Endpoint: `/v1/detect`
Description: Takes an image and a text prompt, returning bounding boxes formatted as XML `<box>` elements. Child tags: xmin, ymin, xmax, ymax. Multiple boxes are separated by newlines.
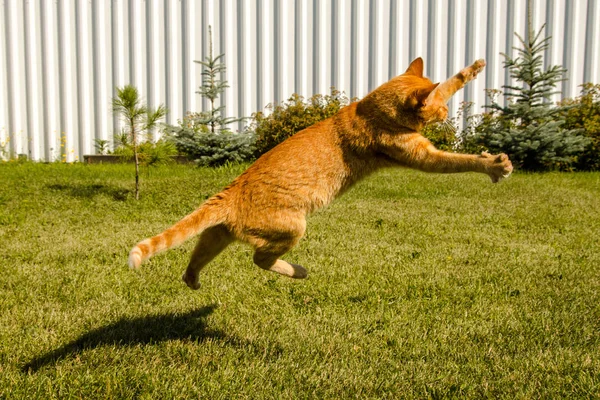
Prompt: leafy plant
<box><xmin>559</xmin><ymin>83</ymin><xmax>600</xmax><ymax>171</ymax></box>
<box><xmin>251</xmin><ymin>89</ymin><xmax>351</xmax><ymax>157</ymax></box>
<box><xmin>0</xmin><ymin>135</ymin><xmax>10</xmax><ymax>161</ymax></box>
<box><xmin>112</xmin><ymin>85</ymin><xmax>167</xmax><ymax>199</ymax></box>
<box><xmin>94</xmin><ymin>139</ymin><xmax>110</xmax><ymax>155</ymax></box>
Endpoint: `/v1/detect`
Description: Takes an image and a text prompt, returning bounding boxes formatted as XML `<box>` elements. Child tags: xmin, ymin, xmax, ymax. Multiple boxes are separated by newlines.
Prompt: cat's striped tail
<box><xmin>128</xmin><ymin>202</ymin><xmax>225</xmax><ymax>269</ymax></box>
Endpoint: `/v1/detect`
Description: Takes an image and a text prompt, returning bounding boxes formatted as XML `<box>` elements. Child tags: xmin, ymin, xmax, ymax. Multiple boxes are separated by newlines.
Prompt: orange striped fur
<box><xmin>128</xmin><ymin>58</ymin><xmax>513</xmax><ymax>289</ymax></box>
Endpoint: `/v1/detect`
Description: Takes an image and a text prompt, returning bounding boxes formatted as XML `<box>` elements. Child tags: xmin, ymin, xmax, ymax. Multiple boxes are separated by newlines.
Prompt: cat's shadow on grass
<box><xmin>22</xmin><ymin>304</ymin><xmax>235</xmax><ymax>373</ymax></box>
<box><xmin>47</xmin><ymin>183</ymin><xmax>130</xmax><ymax>201</ymax></box>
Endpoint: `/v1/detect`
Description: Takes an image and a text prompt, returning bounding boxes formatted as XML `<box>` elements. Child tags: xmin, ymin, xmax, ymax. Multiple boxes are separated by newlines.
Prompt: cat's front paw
<box><xmin>460</xmin><ymin>59</ymin><xmax>486</xmax><ymax>82</ymax></box>
<box><xmin>481</xmin><ymin>151</ymin><xmax>513</xmax><ymax>183</ymax></box>
<box><xmin>182</xmin><ymin>272</ymin><xmax>201</xmax><ymax>290</ymax></box>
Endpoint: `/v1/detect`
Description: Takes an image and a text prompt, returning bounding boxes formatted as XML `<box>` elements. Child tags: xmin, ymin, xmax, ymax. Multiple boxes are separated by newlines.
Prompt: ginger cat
<box><xmin>129</xmin><ymin>58</ymin><xmax>513</xmax><ymax>289</ymax></box>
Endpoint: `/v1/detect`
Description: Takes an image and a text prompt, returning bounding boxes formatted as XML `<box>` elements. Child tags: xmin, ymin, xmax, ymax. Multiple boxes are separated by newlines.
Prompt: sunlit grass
<box><xmin>1</xmin><ymin>162</ymin><xmax>599</xmax><ymax>398</ymax></box>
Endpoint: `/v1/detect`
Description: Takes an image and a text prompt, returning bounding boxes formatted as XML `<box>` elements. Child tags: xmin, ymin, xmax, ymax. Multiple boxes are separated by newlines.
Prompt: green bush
<box><xmin>559</xmin><ymin>83</ymin><xmax>600</xmax><ymax>171</ymax></box>
<box><xmin>251</xmin><ymin>89</ymin><xmax>351</xmax><ymax>157</ymax></box>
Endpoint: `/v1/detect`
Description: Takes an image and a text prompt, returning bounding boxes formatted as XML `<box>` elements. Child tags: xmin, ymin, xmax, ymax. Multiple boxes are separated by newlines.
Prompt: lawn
<box><xmin>0</xmin><ymin>162</ymin><xmax>599</xmax><ymax>398</ymax></box>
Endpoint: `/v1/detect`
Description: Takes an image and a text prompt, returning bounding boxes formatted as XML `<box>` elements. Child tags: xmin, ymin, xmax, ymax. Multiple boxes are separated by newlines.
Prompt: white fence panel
<box><xmin>1</xmin><ymin>0</ymin><xmax>598</xmax><ymax>161</ymax></box>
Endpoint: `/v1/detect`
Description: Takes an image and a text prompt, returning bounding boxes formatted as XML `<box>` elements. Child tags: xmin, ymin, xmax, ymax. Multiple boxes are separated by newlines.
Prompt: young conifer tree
<box><xmin>475</xmin><ymin>11</ymin><xmax>588</xmax><ymax>171</ymax></box>
<box><xmin>112</xmin><ymin>85</ymin><xmax>166</xmax><ymax>200</ymax></box>
<box><xmin>194</xmin><ymin>26</ymin><xmax>243</xmax><ymax>134</ymax></box>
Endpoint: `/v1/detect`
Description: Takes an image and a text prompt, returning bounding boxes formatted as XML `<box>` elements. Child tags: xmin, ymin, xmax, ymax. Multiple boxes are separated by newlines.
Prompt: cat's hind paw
<box><xmin>290</xmin><ymin>263</ymin><xmax>308</xmax><ymax>279</ymax></box>
<box><xmin>269</xmin><ymin>260</ymin><xmax>308</xmax><ymax>279</ymax></box>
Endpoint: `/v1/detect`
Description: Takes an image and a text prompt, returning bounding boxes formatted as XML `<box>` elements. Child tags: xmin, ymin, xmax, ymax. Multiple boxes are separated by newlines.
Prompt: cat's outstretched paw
<box><xmin>481</xmin><ymin>151</ymin><xmax>513</xmax><ymax>183</ymax></box>
<box><xmin>182</xmin><ymin>272</ymin><xmax>201</xmax><ymax>290</ymax></box>
<box><xmin>460</xmin><ymin>59</ymin><xmax>486</xmax><ymax>82</ymax></box>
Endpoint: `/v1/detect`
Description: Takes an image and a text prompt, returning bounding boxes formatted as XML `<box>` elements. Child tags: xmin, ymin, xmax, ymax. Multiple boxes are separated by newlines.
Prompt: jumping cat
<box><xmin>129</xmin><ymin>58</ymin><xmax>513</xmax><ymax>289</ymax></box>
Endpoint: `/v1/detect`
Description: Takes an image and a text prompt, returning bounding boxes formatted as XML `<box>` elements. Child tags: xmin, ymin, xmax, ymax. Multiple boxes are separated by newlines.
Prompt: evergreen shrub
<box><xmin>459</xmin><ymin>25</ymin><xmax>589</xmax><ymax>171</ymax></box>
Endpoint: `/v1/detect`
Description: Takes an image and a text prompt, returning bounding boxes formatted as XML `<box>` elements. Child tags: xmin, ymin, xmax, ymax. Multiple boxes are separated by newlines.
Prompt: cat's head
<box><xmin>360</xmin><ymin>58</ymin><xmax>449</xmax><ymax>131</ymax></box>
<box><xmin>398</xmin><ymin>58</ymin><xmax>450</xmax><ymax>127</ymax></box>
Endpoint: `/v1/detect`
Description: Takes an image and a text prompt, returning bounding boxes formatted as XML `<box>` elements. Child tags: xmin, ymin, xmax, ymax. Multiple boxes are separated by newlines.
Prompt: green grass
<box><xmin>1</xmin><ymin>162</ymin><xmax>599</xmax><ymax>399</ymax></box>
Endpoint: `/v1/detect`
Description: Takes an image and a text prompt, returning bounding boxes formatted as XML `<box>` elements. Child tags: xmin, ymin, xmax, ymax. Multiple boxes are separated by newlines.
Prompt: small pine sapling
<box><xmin>166</xmin><ymin>25</ymin><xmax>254</xmax><ymax>167</ymax></box>
<box><xmin>194</xmin><ymin>25</ymin><xmax>244</xmax><ymax>134</ymax></box>
<box><xmin>112</xmin><ymin>85</ymin><xmax>167</xmax><ymax>199</ymax></box>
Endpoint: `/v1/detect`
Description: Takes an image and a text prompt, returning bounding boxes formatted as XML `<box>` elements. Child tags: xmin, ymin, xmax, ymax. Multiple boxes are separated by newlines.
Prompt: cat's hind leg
<box><xmin>243</xmin><ymin>212</ymin><xmax>308</xmax><ymax>278</ymax></box>
<box><xmin>182</xmin><ymin>225</ymin><xmax>233</xmax><ymax>290</ymax></box>
<box><xmin>253</xmin><ymin>244</ymin><xmax>308</xmax><ymax>279</ymax></box>
<box><xmin>254</xmin><ymin>249</ymin><xmax>308</xmax><ymax>279</ymax></box>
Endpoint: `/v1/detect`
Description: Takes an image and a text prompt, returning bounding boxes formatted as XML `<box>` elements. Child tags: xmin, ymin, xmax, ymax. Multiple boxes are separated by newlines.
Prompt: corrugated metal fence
<box><xmin>1</xmin><ymin>0</ymin><xmax>599</xmax><ymax>161</ymax></box>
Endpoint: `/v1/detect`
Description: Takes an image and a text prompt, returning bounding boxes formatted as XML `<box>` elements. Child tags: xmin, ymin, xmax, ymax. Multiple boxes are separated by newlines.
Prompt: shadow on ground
<box><xmin>47</xmin><ymin>183</ymin><xmax>130</xmax><ymax>201</ymax></box>
<box><xmin>22</xmin><ymin>305</ymin><xmax>228</xmax><ymax>373</ymax></box>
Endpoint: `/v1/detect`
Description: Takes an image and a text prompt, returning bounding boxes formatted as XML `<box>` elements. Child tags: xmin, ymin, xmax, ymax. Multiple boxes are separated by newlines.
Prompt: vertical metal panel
<box><xmin>583</xmin><ymin>0</ymin><xmax>596</xmax><ymax>84</ymax></box>
<box><xmin>224</xmin><ymin>0</ymin><xmax>238</xmax><ymax>121</ymax></box>
<box><xmin>544</xmin><ymin>0</ymin><xmax>554</xmax><ymax>71</ymax></box>
<box><xmin>181</xmin><ymin>0</ymin><xmax>191</xmax><ymax>116</ymax></box>
<box><xmin>427</xmin><ymin>0</ymin><xmax>437</xmax><ymax>79</ymax></box>
<box><xmin>388</xmin><ymin>0</ymin><xmax>398</xmax><ymax>80</ymax></box>
<box><xmin>368</xmin><ymin>0</ymin><xmax>377</xmax><ymax>92</ymax></box>
<box><xmin>293</xmin><ymin>0</ymin><xmax>301</xmax><ymax>94</ymax></box>
<box><xmin>245</xmin><ymin>0</ymin><xmax>258</xmax><ymax>123</ymax></box>
<box><xmin>75</xmin><ymin>0</ymin><xmax>92</xmax><ymax>159</ymax></box>
<box><xmin>280</xmin><ymin>0</ymin><xmax>293</xmax><ymax>102</ymax></box>
<box><xmin>311</xmin><ymin>0</ymin><xmax>320</xmax><ymax>96</ymax></box>
<box><xmin>588</xmin><ymin>0</ymin><xmax>600</xmax><ymax>85</ymax></box>
<box><xmin>504</xmin><ymin>0</ymin><xmax>515</xmax><ymax>101</ymax></box>
<box><xmin>339</xmin><ymin>0</ymin><xmax>350</xmax><ymax>93</ymax></box>
<box><xmin>446</xmin><ymin>0</ymin><xmax>455</xmax><ymax>78</ymax></box>
<box><xmin>272</xmin><ymin>0</ymin><xmax>280</xmax><ymax>103</ymax></box>
<box><xmin>146</xmin><ymin>0</ymin><xmax>161</xmax><ymax>139</ymax></box>
<box><xmin>257</xmin><ymin>0</ymin><xmax>264</xmax><ymax>108</ymax></box>
<box><xmin>4</xmin><ymin>0</ymin><xmax>22</xmax><ymax>156</ymax></box>
<box><xmin>0</xmin><ymin>4</ymin><xmax>8</xmax><ymax>155</ymax></box>
<box><xmin>0</xmin><ymin>1</ymin><xmax>7</xmax><ymax>156</ymax></box>
<box><xmin>58</xmin><ymin>0</ymin><xmax>78</xmax><ymax>162</ymax></box>
<box><xmin>485</xmin><ymin>0</ymin><xmax>496</xmax><ymax>106</ymax></box>
<box><xmin>463</xmin><ymin>0</ymin><xmax>475</xmax><ymax>121</ymax></box>
<box><xmin>562</xmin><ymin>0</ymin><xmax>575</xmax><ymax>98</ymax></box>
<box><xmin>350</xmin><ymin>0</ymin><xmax>358</xmax><ymax>98</ymax></box>
<box><xmin>408</xmin><ymin>0</ymin><xmax>417</xmax><ymax>62</ymax></box>
<box><xmin>237</xmin><ymin>0</ymin><xmax>246</xmax><ymax>124</ymax></box>
<box><xmin>1</xmin><ymin>0</ymin><xmax>598</xmax><ymax>161</ymax></box>
<box><xmin>40</xmin><ymin>0</ymin><xmax>60</xmax><ymax>160</ymax></box>
<box><xmin>24</xmin><ymin>0</ymin><xmax>42</xmax><ymax>160</ymax></box>
<box><xmin>331</xmin><ymin>0</ymin><xmax>339</xmax><ymax>89</ymax></box>
<box><xmin>446</xmin><ymin>0</ymin><xmax>458</xmax><ymax>117</ymax></box>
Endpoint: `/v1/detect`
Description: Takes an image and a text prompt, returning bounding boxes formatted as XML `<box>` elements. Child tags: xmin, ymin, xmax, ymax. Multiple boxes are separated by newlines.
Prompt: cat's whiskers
<box><xmin>441</xmin><ymin>120</ymin><xmax>457</xmax><ymax>135</ymax></box>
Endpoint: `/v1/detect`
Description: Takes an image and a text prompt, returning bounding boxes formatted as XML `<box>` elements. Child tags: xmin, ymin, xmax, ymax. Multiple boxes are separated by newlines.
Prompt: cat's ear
<box><xmin>414</xmin><ymin>83</ymin><xmax>440</xmax><ymax>105</ymax></box>
<box><xmin>405</xmin><ymin>57</ymin><xmax>424</xmax><ymax>77</ymax></box>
